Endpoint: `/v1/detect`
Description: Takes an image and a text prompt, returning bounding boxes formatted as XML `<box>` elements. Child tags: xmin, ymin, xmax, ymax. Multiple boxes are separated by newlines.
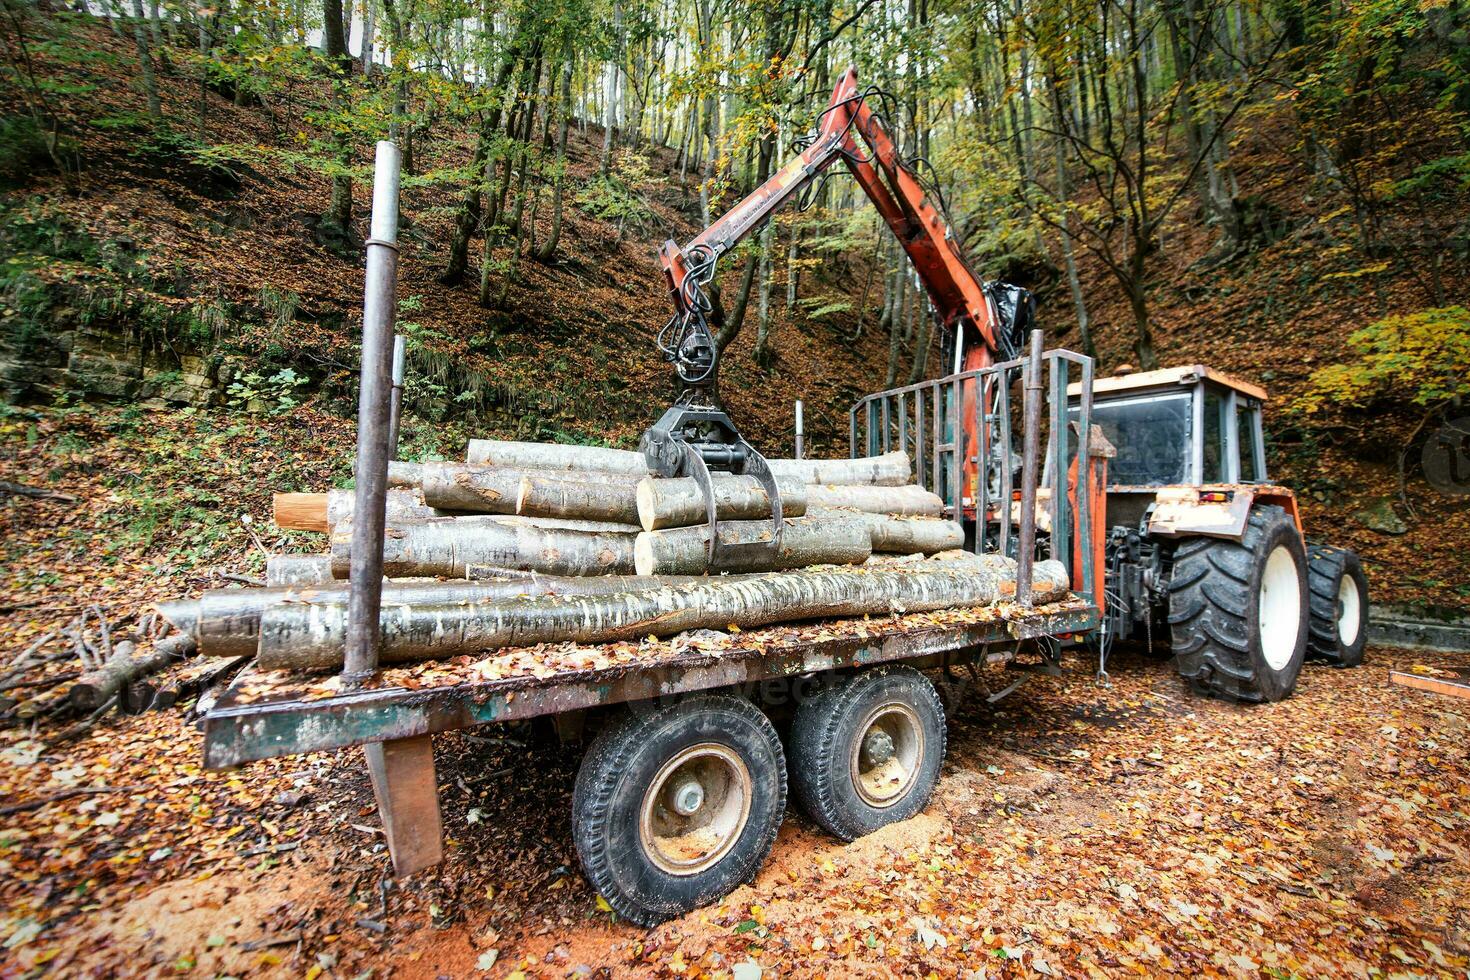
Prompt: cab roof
<box><xmin>1066</xmin><ymin>364</ymin><xmax>1268</xmax><ymax>402</ymax></box>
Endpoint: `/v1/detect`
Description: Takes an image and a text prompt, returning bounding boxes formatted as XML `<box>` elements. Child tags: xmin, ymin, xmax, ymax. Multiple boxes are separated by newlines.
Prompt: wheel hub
<box><xmin>639</xmin><ymin>743</ymin><xmax>752</xmax><ymax>876</ymax></box>
<box><xmin>861</xmin><ymin>729</ymin><xmax>895</xmax><ymax>767</ymax></box>
<box><xmin>850</xmin><ymin>702</ymin><xmax>924</xmax><ymax>808</ymax></box>
<box><xmin>670</xmin><ymin>776</ymin><xmax>706</xmax><ymax>816</ymax></box>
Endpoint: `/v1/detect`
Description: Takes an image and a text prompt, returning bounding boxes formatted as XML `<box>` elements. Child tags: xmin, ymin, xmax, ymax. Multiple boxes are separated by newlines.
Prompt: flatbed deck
<box><xmin>203</xmin><ymin>595</ymin><xmax>1098</xmax><ymax>769</ymax></box>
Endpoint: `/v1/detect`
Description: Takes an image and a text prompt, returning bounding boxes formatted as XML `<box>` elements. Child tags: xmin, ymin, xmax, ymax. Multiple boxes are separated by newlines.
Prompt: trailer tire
<box><xmin>1168</xmin><ymin>505</ymin><xmax>1307</xmax><ymax>703</ymax></box>
<box><xmin>571</xmin><ymin>694</ymin><xmax>786</xmax><ymax>926</ymax></box>
<box><xmin>789</xmin><ymin>666</ymin><xmax>946</xmax><ymax>841</ymax></box>
<box><xmin>1305</xmin><ymin>545</ymin><xmax>1368</xmax><ymax>667</ymax></box>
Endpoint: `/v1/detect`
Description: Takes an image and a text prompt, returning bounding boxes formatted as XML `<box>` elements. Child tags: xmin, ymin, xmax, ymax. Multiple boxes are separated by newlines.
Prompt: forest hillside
<box><xmin>1</xmin><ymin>0</ymin><xmax>1469</xmax><ymax>630</ymax></box>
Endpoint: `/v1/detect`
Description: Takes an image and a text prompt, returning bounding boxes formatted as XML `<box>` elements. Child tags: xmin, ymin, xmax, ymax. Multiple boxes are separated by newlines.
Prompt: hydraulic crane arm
<box><xmin>656</xmin><ymin>66</ymin><xmax>1003</xmax><ymax>396</ymax></box>
<box><xmin>642</xmin><ymin>67</ymin><xmax>1023</xmax><ymax>571</ymax></box>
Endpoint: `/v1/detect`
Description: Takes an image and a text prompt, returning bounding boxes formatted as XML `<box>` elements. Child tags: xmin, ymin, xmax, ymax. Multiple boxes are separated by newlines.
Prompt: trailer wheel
<box><xmin>571</xmin><ymin>694</ymin><xmax>786</xmax><ymax>926</ymax></box>
<box><xmin>1167</xmin><ymin>504</ymin><xmax>1308</xmax><ymax>703</ymax></box>
<box><xmin>1305</xmin><ymin>545</ymin><xmax>1368</xmax><ymax>667</ymax></box>
<box><xmin>789</xmin><ymin>666</ymin><xmax>946</xmax><ymax>841</ymax></box>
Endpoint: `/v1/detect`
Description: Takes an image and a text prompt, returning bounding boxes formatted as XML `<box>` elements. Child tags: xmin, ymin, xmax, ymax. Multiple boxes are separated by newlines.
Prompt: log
<box><xmin>68</xmin><ymin>636</ymin><xmax>192</xmax><ymax>713</ymax></box>
<box><xmin>633</xmin><ymin>517</ymin><xmax>872</xmax><ymax>576</ymax></box>
<box><xmin>807</xmin><ymin>483</ymin><xmax>944</xmax><ymax>516</ymax></box>
<box><xmin>420</xmin><ymin>463</ymin><xmax>551</xmax><ymax>514</ymax></box>
<box><xmin>516</xmin><ymin>474</ymin><xmax>641</xmax><ymax>524</ymax></box>
<box><xmin>159</xmin><ymin>574</ymin><xmax>718</xmax><ymax>657</ymax></box>
<box><xmin>155</xmin><ymin>654</ymin><xmax>252</xmax><ymax>709</ymax></box>
<box><xmin>766</xmin><ymin>451</ymin><xmax>912</xmax><ymax>487</ymax></box>
<box><xmin>635</xmin><ymin>477</ymin><xmax>808</xmax><ymax>532</ymax></box>
<box><xmin>265</xmin><ymin>554</ymin><xmax>334</xmax><ymax>587</ymax></box>
<box><xmin>466</xmin><ymin>439</ymin><xmax>647</xmax><ymax>475</ymax></box>
<box><xmin>257</xmin><ymin>557</ymin><xmax>1072</xmax><ymax>672</ymax></box>
<box><xmin>274</xmin><ymin>488</ymin><xmax>439</xmax><ymax>532</ymax></box>
<box><xmin>811</xmin><ymin>508</ymin><xmax>965</xmax><ymax>554</ymax></box>
<box><xmin>331</xmin><ymin>517</ymin><xmax>637</xmax><ymax>578</ymax></box>
<box><xmin>465</xmin><ymin>439</ymin><xmax>911</xmax><ymax>486</ymax></box>
<box><xmin>386</xmin><ymin>461</ymin><xmax>424</xmax><ymax>487</ymax></box>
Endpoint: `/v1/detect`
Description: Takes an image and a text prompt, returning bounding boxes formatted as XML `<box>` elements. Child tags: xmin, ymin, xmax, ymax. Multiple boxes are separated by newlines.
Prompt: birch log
<box><xmin>331</xmin><ymin>517</ymin><xmax>637</xmax><ymax>578</ymax></box>
<box><xmin>257</xmin><ymin>558</ymin><xmax>1072</xmax><ymax>672</ymax></box>
<box><xmin>807</xmin><ymin>484</ymin><xmax>944</xmax><ymax>516</ymax></box>
<box><xmin>273</xmin><ymin>488</ymin><xmax>439</xmax><ymax>532</ymax></box>
<box><xmin>466</xmin><ymin>439</ymin><xmax>647</xmax><ymax>474</ymax></box>
<box><xmin>465</xmin><ymin>439</ymin><xmax>911</xmax><ymax>487</ymax></box>
<box><xmin>160</xmin><ymin>574</ymin><xmax>717</xmax><ymax>657</ymax></box>
<box><xmin>636</xmin><ymin>476</ymin><xmax>807</xmax><ymax>531</ymax></box>
<box><xmin>420</xmin><ymin>462</ymin><xmax>526</xmax><ymax>513</ymax></box>
<box><xmin>516</xmin><ymin>475</ymin><xmax>641</xmax><ymax>523</ymax></box>
<box><xmin>766</xmin><ymin>451</ymin><xmax>912</xmax><ymax>487</ymax></box>
<box><xmin>811</xmin><ymin>508</ymin><xmax>965</xmax><ymax>553</ymax></box>
<box><xmin>386</xmin><ymin>461</ymin><xmax>423</xmax><ymax>487</ymax></box>
<box><xmin>634</xmin><ymin>517</ymin><xmax>871</xmax><ymax>576</ymax></box>
<box><xmin>265</xmin><ymin>554</ymin><xmax>334</xmax><ymax>586</ymax></box>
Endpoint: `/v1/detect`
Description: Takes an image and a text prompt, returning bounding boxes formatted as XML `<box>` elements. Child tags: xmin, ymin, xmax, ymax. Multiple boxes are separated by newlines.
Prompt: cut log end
<box><xmin>273</xmin><ymin>492</ymin><xmax>329</xmax><ymax>532</ymax></box>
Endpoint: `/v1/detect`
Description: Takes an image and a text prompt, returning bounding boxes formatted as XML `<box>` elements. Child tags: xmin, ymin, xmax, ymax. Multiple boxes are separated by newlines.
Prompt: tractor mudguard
<box><xmin>1146</xmin><ymin>486</ymin><xmax>1301</xmax><ymax>541</ymax></box>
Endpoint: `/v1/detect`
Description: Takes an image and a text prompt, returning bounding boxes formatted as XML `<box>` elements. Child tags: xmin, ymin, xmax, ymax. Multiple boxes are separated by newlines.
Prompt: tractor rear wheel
<box><xmin>1167</xmin><ymin>505</ymin><xmax>1308</xmax><ymax>703</ymax></box>
<box><xmin>1305</xmin><ymin>545</ymin><xmax>1368</xmax><ymax>667</ymax></box>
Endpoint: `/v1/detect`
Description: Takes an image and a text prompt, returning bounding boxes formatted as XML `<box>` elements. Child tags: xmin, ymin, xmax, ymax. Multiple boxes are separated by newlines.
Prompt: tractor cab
<box><xmin>1071</xmin><ymin>364</ymin><xmax>1268</xmax><ymax>489</ymax></box>
<box><xmin>1066</xmin><ymin>365</ymin><xmax>1290</xmax><ymax>541</ymax></box>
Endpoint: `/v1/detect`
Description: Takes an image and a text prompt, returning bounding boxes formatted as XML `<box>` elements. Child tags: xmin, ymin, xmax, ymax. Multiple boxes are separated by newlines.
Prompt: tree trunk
<box><xmin>128</xmin><ymin>0</ymin><xmax>163</xmax><ymax>122</ymax></box>
<box><xmin>753</xmin><ymin>220</ymin><xmax>775</xmax><ymax>366</ymax></box>
<box><xmin>533</xmin><ymin>51</ymin><xmax>574</xmax><ymax>262</ymax></box>
<box><xmin>443</xmin><ymin>53</ymin><xmax>518</xmax><ymax>284</ymax></box>
<box><xmin>516</xmin><ymin>475</ymin><xmax>642</xmax><ymax>524</ymax></box>
<box><xmin>332</xmin><ymin>517</ymin><xmax>637</xmax><ymax>578</ymax></box>
<box><xmin>806</xmin><ymin>484</ymin><xmax>944</xmax><ymax>516</ymax></box>
<box><xmin>636</xmin><ymin>477</ymin><xmax>808</xmax><ymax>531</ymax></box>
<box><xmin>420</xmin><ymin>461</ymin><xmax>640</xmax><ymax>513</ymax></box>
<box><xmin>361</xmin><ymin>0</ymin><xmax>375</xmax><ymax>75</ymax></box>
<box><xmin>258</xmin><ymin>558</ymin><xmax>1071</xmax><ymax>672</ymax></box>
<box><xmin>634</xmin><ymin>517</ymin><xmax>871</xmax><ymax>576</ymax></box>
<box><xmin>164</xmin><ymin>575</ymin><xmax>711</xmax><ymax>658</ymax></box>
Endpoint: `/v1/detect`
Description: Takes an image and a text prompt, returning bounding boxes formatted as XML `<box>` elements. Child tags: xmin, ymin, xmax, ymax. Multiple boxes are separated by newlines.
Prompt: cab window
<box><xmin>1237</xmin><ymin>401</ymin><xmax>1262</xmax><ymax>482</ymax></box>
<box><xmin>1201</xmin><ymin>387</ymin><xmax>1228</xmax><ymax>483</ymax></box>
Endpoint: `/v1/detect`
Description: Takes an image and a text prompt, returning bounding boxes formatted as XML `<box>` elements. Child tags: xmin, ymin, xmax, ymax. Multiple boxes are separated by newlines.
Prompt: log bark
<box><xmin>809</xmin><ymin>508</ymin><xmax>965</xmax><ymax>553</ymax></box>
<box><xmin>265</xmin><ymin>554</ymin><xmax>335</xmax><ymax>586</ymax></box>
<box><xmin>161</xmin><ymin>574</ymin><xmax>717</xmax><ymax>658</ymax></box>
<box><xmin>516</xmin><ymin>474</ymin><xmax>641</xmax><ymax>523</ymax></box>
<box><xmin>69</xmin><ymin>635</ymin><xmax>192</xmax><ymax>712</ymax></box>
<box><xmin>257</xmin><ymin>557</ymin><xmax>1071</xmax><ymax>672</ymax></box>
<box><xmin>386</xmin><ymin>461</ymin><xmax>424</xmax><ymax>487</ymax></box>
<box><xmin>464</xmin><ymin>439</ymin><xmax>911</xmax><ymax>486</ymax></box>
<box><xmin>635</xmin><ymin>476</ymin><xmax>807</xmax><ymax>531</ymax></box>
<box><xmin>331</xmin><ymin>517</ymin><xmax>637</xmax><ymax>578</ymax></box>
<box><xmin>806</xmin><ymin>484</ymin><xmax>944</xmax><ymax>516</ymax></box>
<box><xmin>634</xmin><ymin>517</ymin><xmax>872</xmax><ymax>576</ymax></box>
<box><xmin>765</xmin><ymin>451</ymin><xmax>911</xmax><ymax>487</ymax></box>
<box><xmin>274</xmin><ymin>488</ymin><xmax>439</xmax><ymax>532</ymax></box>
<box><xmin>420</xmin><ymin>463</ymin><xmax>539</xmax><ymax>513</ymax></box>
<box><xmin>465</xmin><ymin>439</ymin><xmax>648</xmax><ymax>474</ymax></box>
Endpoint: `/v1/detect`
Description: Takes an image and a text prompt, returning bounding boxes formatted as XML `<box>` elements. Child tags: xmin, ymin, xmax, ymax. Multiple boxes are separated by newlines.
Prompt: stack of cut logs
<box><xmin>157</xmin><ymin>440</ymin><xmax>1069</xmax><ymax>674</ymax></box>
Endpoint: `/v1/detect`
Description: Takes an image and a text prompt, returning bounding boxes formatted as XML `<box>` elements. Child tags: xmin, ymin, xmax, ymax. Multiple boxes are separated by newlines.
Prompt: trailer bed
<box><xmin>203</xmin><ymin>595</ymin><xmax>1097</xmax><ymax>769</ymax></box>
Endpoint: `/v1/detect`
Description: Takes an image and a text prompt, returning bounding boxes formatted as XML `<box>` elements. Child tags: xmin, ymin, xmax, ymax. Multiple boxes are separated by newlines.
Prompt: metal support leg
<box><xmin>365</xmin><ymin>734</ymin><xmax>443</xmax><ymax>876</ymax></box>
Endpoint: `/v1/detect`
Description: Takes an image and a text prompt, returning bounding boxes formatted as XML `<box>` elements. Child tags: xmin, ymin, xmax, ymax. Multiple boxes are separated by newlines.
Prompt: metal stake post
<box><xmin>387</xmin><ymin>335</ymin><xmax>406</xmax><ymax>460</ymax></box>
<box><xmin>1015</xmin><ymin>330</ymin><xmax>1044</xmax><ymax>608</ymax></box>
<box><xmin>342</xmin><ymin>140</ymin><xmax>402</xmax><ymax>685</ymax></box>
<box><xmin>794</xmin><ymin>400</ymin><xmax>804</xmax><ymax>460</ymax></box>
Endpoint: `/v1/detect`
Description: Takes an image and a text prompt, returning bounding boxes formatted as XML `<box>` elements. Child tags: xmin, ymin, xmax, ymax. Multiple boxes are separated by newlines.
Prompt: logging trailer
<box><xmin>197</xmin><ymin>68</ymin><xmax>1368</xmax><ymax>926</ymax></box>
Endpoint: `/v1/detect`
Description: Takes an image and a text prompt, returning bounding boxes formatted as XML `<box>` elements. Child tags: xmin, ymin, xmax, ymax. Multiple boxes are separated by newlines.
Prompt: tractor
<box><xmin>1071</xmin><ymin>364</ymin><xmax>1369</xmax><ymax>701</ymax></box>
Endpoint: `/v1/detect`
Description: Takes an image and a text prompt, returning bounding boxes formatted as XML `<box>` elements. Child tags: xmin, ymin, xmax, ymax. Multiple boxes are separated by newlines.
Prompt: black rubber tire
<box><xmin>789</xmin><ymin>666</ymin><xmax>946</xmax><ymax>841</ymax></box>
<box><xmin>1167</xmin><ymin>505</ymin><xmax>1308</xmax><ymax>703</ymax></box>
<box><xmin>1305</xmin><ymin>545</ymin><xmax>1369</xmax><ymax>667</ymax></box>
<box><xmin>570</xmin><ymin>694</ymin><xmax>786</xmax><ymax>926</ymax></box>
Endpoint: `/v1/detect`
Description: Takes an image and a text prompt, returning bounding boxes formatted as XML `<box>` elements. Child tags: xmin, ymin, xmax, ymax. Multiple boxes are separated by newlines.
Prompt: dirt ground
<box><xmin>3</xmin><ymin>643</ymin><xmax>1469</xmax><ymax>978</ymax></box>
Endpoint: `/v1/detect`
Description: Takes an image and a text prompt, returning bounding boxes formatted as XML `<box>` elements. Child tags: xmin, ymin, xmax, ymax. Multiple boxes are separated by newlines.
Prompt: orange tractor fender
<box><xmin>1145</xmin><ymin>485</ymin><xmax>1303</xmax><ymax>541</ymax></box>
